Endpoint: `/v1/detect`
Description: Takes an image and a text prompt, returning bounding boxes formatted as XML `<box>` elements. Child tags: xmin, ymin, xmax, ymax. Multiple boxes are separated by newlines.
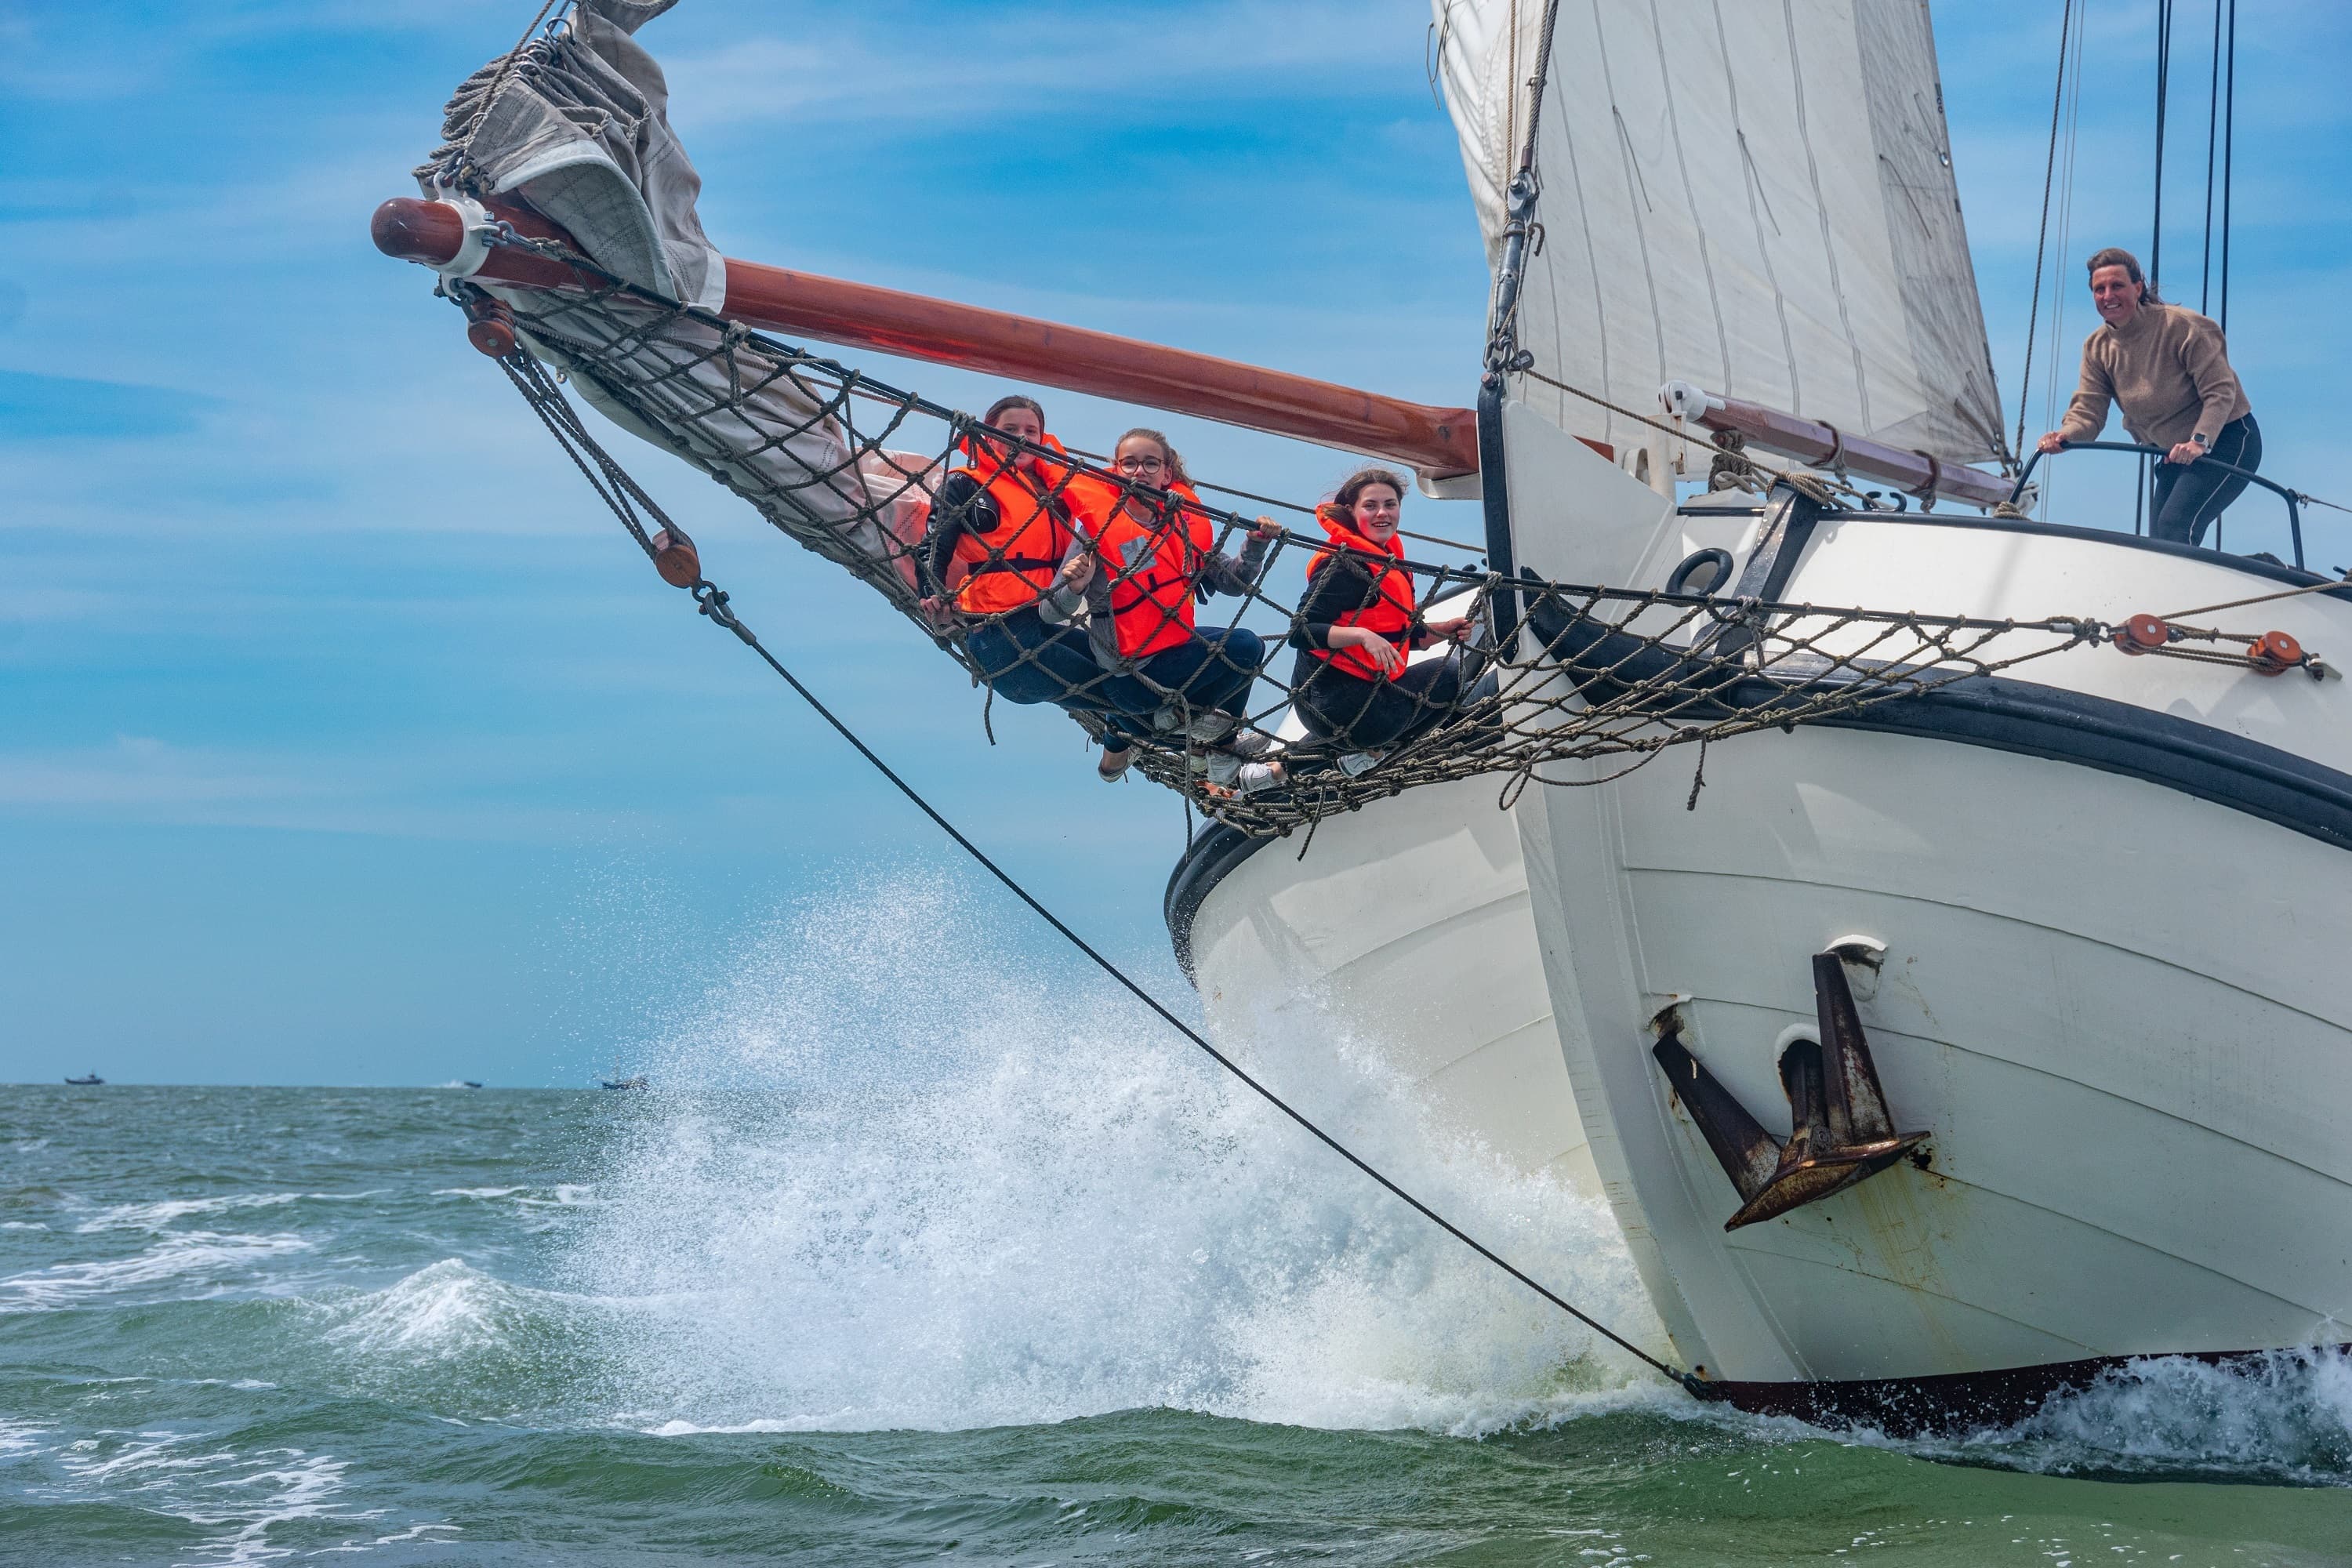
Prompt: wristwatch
<box><xmin>2190</xmin><ymin>432</ymin><xmax>2212</xmax><ymax>449</ymax></box>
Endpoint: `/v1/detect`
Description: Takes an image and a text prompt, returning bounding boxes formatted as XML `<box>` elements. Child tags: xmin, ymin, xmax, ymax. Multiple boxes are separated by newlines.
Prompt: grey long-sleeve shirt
<box><xmin>1042</xmin><ymin>509</ymin><xmax>1270</xmax><ymax>670</ymax></box>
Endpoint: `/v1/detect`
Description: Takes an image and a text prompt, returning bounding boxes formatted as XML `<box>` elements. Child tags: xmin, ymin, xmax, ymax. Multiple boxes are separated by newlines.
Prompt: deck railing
<box><xmin>2009</xmin><ymin>439</ymin><xmax>2304</xmax><ymax>570</ymax></box>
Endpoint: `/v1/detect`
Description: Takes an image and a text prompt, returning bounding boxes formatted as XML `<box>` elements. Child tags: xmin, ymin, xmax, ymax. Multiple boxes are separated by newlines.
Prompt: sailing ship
<box><xmin>63</xmin><ymin>1073</ymin><xmax>104</xmax><ymax>1087</ymax></box>
<box><xmin>373</xmin><ymin>1</ymin><xmax>2349</xmax><ymax>1430</ymax></box>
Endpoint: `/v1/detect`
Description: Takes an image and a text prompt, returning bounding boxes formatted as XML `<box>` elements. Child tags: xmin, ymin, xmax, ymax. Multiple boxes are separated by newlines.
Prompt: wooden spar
<box><xmin>372</xmin><ymin>195</ymin><xmax>1479</xmax><ymax>479</ymax></box>
<box><xmin>1660</xmin><ymin>380</ymin><xmax>2013</xmax><ymax>512</ymax></box>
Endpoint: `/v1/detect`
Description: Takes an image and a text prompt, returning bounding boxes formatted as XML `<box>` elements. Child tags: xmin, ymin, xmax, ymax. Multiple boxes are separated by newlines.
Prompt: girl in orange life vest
<box><xmin>1044</xmin><ymin>428</ymin><xmax>1279</xmax><ymax>782</ymax></box>
<box><xmin>917</xmin><ymin>394</ymin><xmax>1119</xmax><ymax>718</ymax></box>
<box><xmin>1287</xmin><ymin>466</ymin><xmax>1494</xmax><ymax>764</ymax></box>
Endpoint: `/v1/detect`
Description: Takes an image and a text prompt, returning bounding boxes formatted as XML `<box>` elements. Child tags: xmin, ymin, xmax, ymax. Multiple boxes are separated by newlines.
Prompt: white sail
<box><xmin>1432</xmin><ymin>0</ymin><xmax>2006</xmax><ymax>467</ymax></box>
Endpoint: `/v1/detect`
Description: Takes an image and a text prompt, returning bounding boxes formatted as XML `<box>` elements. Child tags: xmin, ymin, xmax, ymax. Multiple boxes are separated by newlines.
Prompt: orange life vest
<box><xmin>1095</xmin><ymin>493</ymin><xmax>1203</xmax><ymax>660</ymax></box>
<box><xmin>1306</xmin><ymin>503</ymin><xmax>1416</xmax><ymax>681</ymax></box>
<box><xmin>949</xmin><ymin>433</ymin><xmax>1101</xmax><ymax>615</ymax></box>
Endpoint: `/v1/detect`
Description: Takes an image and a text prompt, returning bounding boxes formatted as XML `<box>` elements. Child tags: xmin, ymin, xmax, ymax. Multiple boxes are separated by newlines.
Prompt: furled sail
<box><xmin>1432</xmin><ymin>0</ymin><xmax>2007</xmax><ymax>470</ymax></box>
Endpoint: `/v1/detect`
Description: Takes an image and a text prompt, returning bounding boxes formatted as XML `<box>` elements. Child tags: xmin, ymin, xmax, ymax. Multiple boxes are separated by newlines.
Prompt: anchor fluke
<box><xmin>1653</xmin><ymin>951</ymin><xmax>1929</xmax><ymax>1231</ymax></box>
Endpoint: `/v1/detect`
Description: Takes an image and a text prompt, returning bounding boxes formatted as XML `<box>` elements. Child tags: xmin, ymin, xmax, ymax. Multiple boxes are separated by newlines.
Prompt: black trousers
<box><xmin>2150</xmin><ymin>412</ymin><xmax>2261</xmax><ymax>548</ymax></box>
<box><xmin>1290</xmin><ymin>647</ymin><xmax>1495</xmax><ymax>753</ymax></box>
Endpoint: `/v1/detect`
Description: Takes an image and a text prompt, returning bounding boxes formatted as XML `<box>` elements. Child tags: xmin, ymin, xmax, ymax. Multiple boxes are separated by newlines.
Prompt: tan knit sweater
<box><xmin>2057</xmin><ymin>301</ymin><xmax>2251</xmax><ymax>451</ymax></box>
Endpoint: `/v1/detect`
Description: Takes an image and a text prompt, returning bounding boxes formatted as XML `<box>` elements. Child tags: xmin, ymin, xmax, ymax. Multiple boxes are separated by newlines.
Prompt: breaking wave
<box><xmin>567</xmin><ymin>873</ymin><xmax>1664</xmax><ymax>1436</ymax></box>
<box><xmin>1919</xmin><ymin>1347</ymin><xmax>2352</xmax><ymax>1485</ymax></box>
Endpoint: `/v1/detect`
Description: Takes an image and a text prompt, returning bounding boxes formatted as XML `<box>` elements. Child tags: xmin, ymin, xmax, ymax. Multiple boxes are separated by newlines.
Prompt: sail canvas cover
<box><xmin>1433</xmin><ymin>0</ymin><xmax>2005</xmax><ymax>466</ymax></box>
<box><xmin>421</xmin><ymin>0</ymin><xmax>937</xmax><ymax>593</ymax></box>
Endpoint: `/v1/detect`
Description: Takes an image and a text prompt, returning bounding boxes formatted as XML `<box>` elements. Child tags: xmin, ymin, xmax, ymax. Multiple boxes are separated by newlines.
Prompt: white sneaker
<box><xmin>1338</xmin><ymin>750</ymin><xmax>1383</xmax><ymax>778</ymax></box>
<box><xmin>1225</xmin><ymin>728</ymin><xmax>1276</xmax><ymax>760</ymax></box>
<box><xmin>1235</xmin><ymin>761</ymin><xmax>1285</xmax><ymax>795</ymax></box>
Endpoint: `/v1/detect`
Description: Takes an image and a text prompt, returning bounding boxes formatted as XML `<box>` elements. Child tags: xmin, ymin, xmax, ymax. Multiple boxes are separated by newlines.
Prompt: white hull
<box><xmin>1504</xmin><ymin>423</ymin><xmax>2352</xmax><ymax>1390</ymax></box>
<box><xmin>1179</xmin><ymin>775</ymin><xmax>1602</xmax><ymax>1197</ymax></box>
<box><xmin>1521</xmin><ymin>722</ymin><xmax>2352</xmax><ymax>1385</ymax></box>
<box><xmin>1174</xmin><ymin>417</ymin><xmax>2352</xmax><ymax>1405</ymax></box>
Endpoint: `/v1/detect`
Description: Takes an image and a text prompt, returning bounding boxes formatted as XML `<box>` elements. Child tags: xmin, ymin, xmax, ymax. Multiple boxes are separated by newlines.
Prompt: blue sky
<box><xmin>4</xmin><ymin>0</ymin><xmax>2346</xmax><ymax>1086</ymax></box>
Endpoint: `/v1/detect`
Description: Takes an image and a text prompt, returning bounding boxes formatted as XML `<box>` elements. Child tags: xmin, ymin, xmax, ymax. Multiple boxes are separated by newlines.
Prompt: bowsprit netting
<box><xmin>441</xmin><ymin>230</ymin><xmax>2136</xmax><ymax>840</ymax></box>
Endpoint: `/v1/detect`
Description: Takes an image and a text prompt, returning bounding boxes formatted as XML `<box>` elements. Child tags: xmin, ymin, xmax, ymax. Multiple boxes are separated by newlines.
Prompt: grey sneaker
<box><xmin>1338</xmin><ymin>750</ymin><xmax>1383</xmax><ymax>778</ymax></box>
<box><xmin>1184</xmin><ymin>710</ymin><xmax>1238</xmax><ymax>745</ymax></box>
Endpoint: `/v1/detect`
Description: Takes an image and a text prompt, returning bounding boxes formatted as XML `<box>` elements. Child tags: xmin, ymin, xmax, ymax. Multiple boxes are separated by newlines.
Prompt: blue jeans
<box><xmin>1099</xmin><ymin>626</ymin><xmax>1267</xmax><ymax>753</ymax></box>
<box><xmin>966</xmin><ymin>608</ymin><xmax>1126</xmax><ymax>713</ymax></box>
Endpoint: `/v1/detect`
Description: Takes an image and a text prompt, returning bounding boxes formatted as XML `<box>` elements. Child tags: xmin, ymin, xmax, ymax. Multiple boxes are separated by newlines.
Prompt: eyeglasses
<box><xmin>1115</xmin><ymin>456</ymin><xmax>1167</xmax><ymax>473</ymax></box>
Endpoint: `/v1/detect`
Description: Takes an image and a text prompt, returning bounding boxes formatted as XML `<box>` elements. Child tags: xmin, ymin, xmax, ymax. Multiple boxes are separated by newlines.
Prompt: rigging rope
<box><xmin>2152</xmin><ymin>0</ymin><xmax>2173</xmax><ymax>290</ymax></box>
<box><xmin>1515</xmin><ymin>365</ymin><xmax>1868</xmax><ymax>508</ymax></box>
<box><xmin>2219</xmin><ymin>0</ymin><xmax>2237</xmax><ymax>331</ymax></box>
<box><xmin>2013</xmin><ymin>0</ymin><xmax>2074</xmax><ymax>464</ymax></box>
<box><xmin>436</xmin><ymin>221</ymin><xmax>2151</xmax><ymax>847</ymax></box>
<box><xmin>491</xmin><ymin>346</ymin><xmax>1709</xmax><ymax>1398</ymax></box>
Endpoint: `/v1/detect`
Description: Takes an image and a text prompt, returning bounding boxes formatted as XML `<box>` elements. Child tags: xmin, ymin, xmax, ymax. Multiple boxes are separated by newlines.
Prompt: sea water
<box><xmin>6</xmin><ymin>886</ymin><xmax>2351</xmax><ymax>1565</ymax></box>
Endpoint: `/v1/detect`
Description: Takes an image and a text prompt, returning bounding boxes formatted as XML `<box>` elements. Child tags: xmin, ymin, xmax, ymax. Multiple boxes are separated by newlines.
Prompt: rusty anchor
<box><xmin>1652</xmin><ymin>952</ymin><xmax>1929</xmax><ymax>1231</ymax></box>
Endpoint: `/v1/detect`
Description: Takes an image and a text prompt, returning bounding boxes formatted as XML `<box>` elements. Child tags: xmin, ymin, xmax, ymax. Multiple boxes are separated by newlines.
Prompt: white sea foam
<box><xmin>1917</xmin><ymin>1346</ymin><xmax>2352</xmax><ymax>1483</ymax></box>
<box><xmin>325</xmin><ymin>1258</ymin><xmax>562</xmax><ymax>1361</ymax></box>
<box><xmin>75</xmin><ymin>1194</ymin><xmax>303</xmax><ymax>1233</ymax></box>
<box><xmin>0</xmin><ymin>1232</ymin><xmax>313</xmax><ymax>1312</ymax></box>
<box><xmin>571</xmin><ymin>874</ymin><xmax>1662</xmax><ymax>1436</ymax></box>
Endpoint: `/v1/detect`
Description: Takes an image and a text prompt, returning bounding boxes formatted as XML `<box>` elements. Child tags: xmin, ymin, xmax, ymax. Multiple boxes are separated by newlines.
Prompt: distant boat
<box><xmin>63</xmin><ymin>1073</ymin><xmax>103</xmax><ymax>1086</ymax></box>
<box><xmin>461</xmin><ymin>1080</ymin><xmax>485</xmax><ymax>1089</ymax></box>
<box><xmin>599</xmin><ymin>1058</ymin><xmax>647</xmax><ymax>1091</ymax></box>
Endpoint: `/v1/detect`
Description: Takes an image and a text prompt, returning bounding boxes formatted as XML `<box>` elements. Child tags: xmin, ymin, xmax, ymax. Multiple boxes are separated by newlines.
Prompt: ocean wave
<box><xmin>325</xmin><ymin>1258</ymin><xmax>572</xmax><ymax>1361</ymax></box>
<box><xmin>568</xmin><ymin>875</ymin><xmax>1659</xmax><ymax>1438</ymax></box>
<box><xmin>47</xmin><ymin>1428</ymin><xmax>411</xmax><ymax>1566</ymax></box>
<box><xmin>73</xmin><ymin>1194</ymin><xmax>304</xmax><ymax>1234</ymax></box>
<box><xmin>0</xmin><ymin>1232</ymin><xmax>314</xmax><ymax>1312</ymax></box>
<box><xmin>1916</xmin><ymin>1346</ymin><xmax>2352</xmax><ymax>1485</ymax></box>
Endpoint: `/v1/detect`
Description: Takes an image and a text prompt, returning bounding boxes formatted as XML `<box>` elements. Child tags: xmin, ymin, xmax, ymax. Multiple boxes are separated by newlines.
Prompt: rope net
<box><xmin>448</xmin><ymin>236</ymin><xmax>2124</xmax><ymax>840</ymax></box>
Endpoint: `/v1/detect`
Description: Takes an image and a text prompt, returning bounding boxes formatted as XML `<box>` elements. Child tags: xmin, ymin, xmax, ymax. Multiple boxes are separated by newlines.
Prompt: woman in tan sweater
<box><xmin>2038</xmin><ymin>246</ymin><xmax>2259</xmax><ymax>547</ymax></box>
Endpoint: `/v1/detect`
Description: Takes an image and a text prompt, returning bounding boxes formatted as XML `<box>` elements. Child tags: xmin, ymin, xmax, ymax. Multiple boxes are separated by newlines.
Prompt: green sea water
<box><xmin>6</xmin><ymin>1051</ymin><xmax>2350</xmax><ymax>1564</ymax></box>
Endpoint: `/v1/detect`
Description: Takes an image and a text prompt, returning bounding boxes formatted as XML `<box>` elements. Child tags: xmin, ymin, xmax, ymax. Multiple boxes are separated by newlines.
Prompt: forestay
<box><xmin>1432</xmin><ymin>0</ymin><xmax>2007</xmax><ymax>472</ymax></box>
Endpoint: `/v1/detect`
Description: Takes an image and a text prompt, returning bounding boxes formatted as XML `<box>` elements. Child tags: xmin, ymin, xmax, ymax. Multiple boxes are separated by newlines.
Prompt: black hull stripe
<box><xmin>1163</xmin><ymin>822</ymin><xmax>1264</xmax><ymax>982</ymax></box>
<box><xmin>1817</xmin><ymin>674</ymin><xmax>2352</xmax><ymax>853</ymax></box>
<box><xmin>1706</xmin><ymin>1342</ymin><xmax>2352</xmax><ymax>1436</ymax></box>
<box><xmin>1163</xmin><ymin>679</ymin><xmax>2352</xmax><ymax>978</ymax></box>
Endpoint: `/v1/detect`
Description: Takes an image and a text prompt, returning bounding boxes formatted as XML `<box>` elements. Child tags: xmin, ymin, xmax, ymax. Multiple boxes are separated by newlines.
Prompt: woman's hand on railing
<box><xmin>2035</xmin><ymin>431</ymin><xmax>2069</xmax><ymax>455</ymax></box>
<box><xmin>2164</xmin><ymin>440</ymin><xmax>2204</xmax><ymax>466</ymax></box>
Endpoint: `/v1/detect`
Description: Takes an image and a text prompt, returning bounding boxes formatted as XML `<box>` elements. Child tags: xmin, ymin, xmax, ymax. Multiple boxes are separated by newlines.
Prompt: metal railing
<box><xmin>2008</xmin><ymin>439</ymin><xmax>2304</xmax><ymax>570</ymax></box>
